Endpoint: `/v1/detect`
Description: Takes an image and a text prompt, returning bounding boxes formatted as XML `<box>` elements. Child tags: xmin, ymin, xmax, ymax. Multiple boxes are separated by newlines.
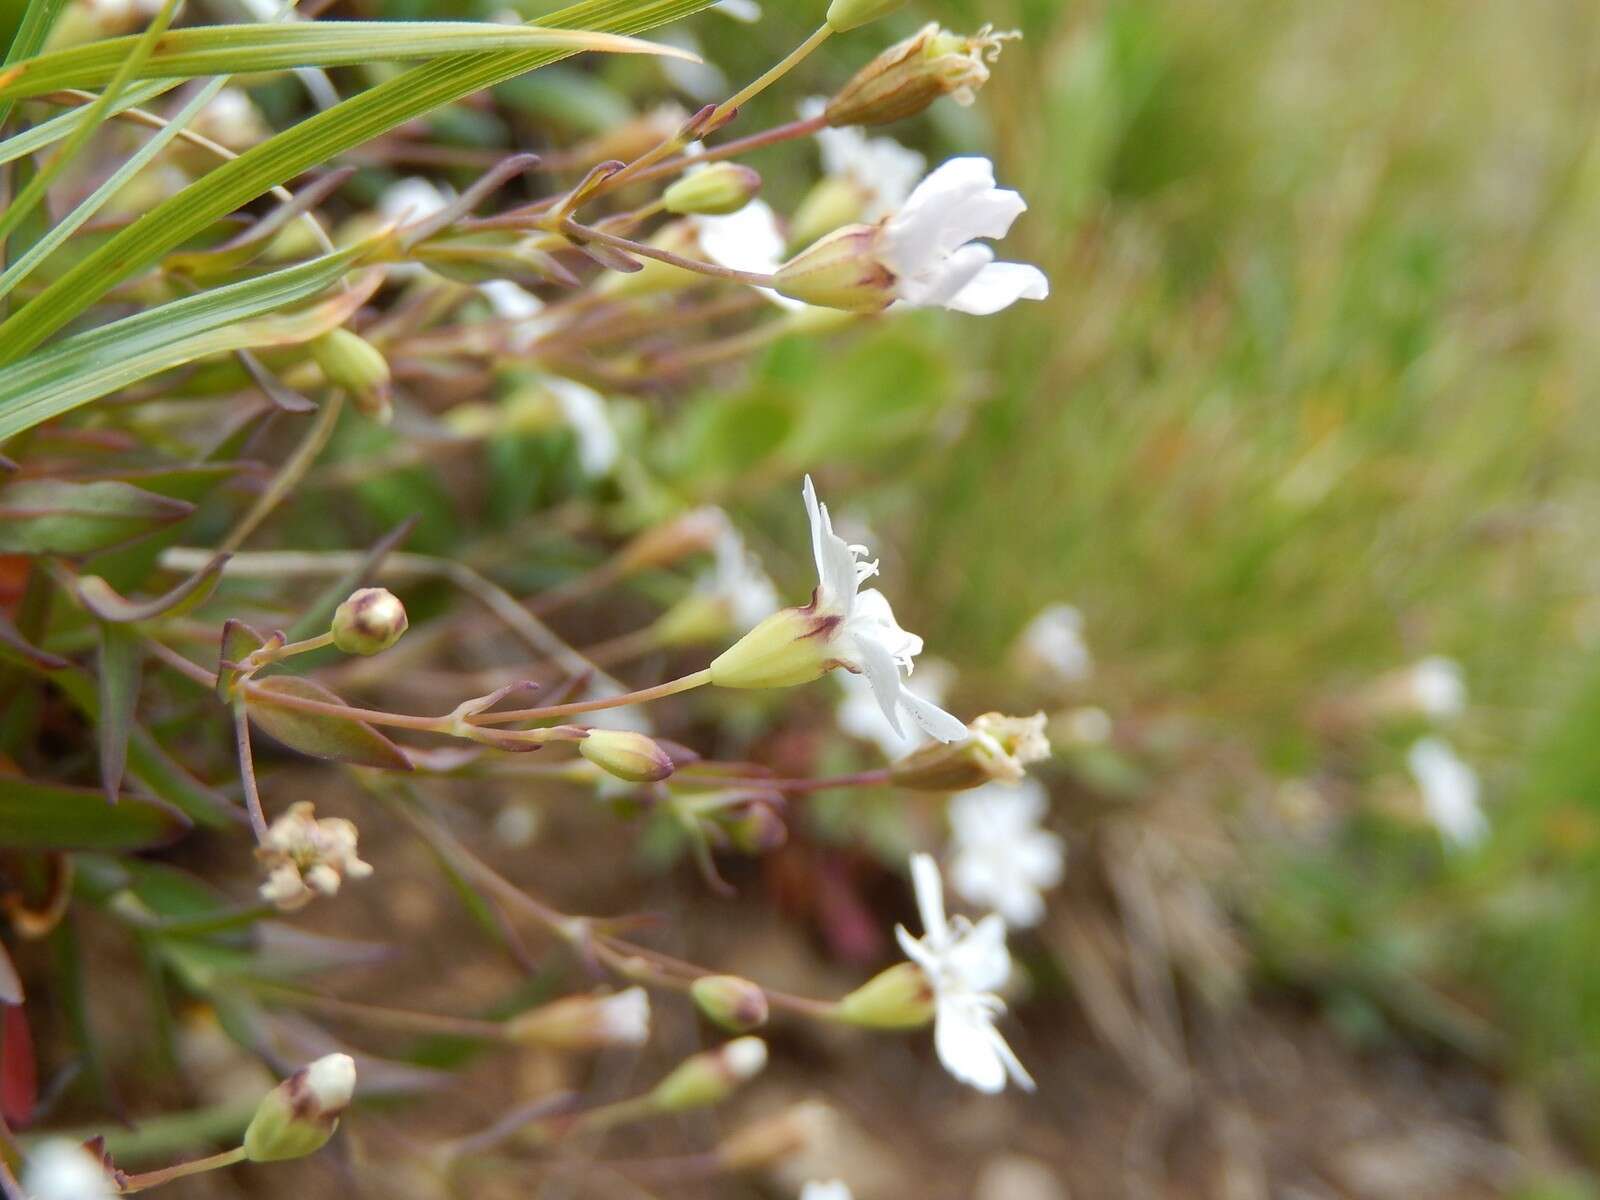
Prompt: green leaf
<box><xmin>0</xmin><ymin>479</ymin><xmax>193</xmax><ymax>554</ymax></box>
<box><xmin>0</xmin><ymin>0</ymin><xmax>70</xmax><ymax>134</ymax></box>
<box><xmin>0</xmin><ymin>777</ymin><xmax>191</xmax><ymax>850</ymax></box>
<box><xmin>0</xmin><ymin>22</ymin><xmax>692</xmax><ymax>101</ymax></box>
<box><xmin>0</xmin><ymin>247</ymin><xmax>375</xmax><ymax>442</ymax></box>
<box><xmin>96</xmin><ymin>622</ymin><xmax>141</xmax><ymax>801</ymax></box>
<box><xmin>247</xmin><ymin>676</ymin><xmax>412</xmax><ymax>770</ymax></box>
<box><xmin>216</xmin><ymin>619</ymin><xmax>270</xmax><ymax>703</ymax></box>
<box><xmin>0</xmin><ymin>0</ymin><xmax>719</xmax><ymax>361</ymax></box>
<box><xmin>0</xmin><ymin>80</ymin><xmax>174</xmax><ymax>168</ymax></box>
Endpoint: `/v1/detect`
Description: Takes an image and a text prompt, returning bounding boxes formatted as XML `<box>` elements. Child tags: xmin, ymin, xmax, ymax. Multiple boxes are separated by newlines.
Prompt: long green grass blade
<box><xmin>0</xmin><ymin>0</ymin><xmax>68</xmax><ymax>131</ymax></box>
<box><xmin>0</xmin><ymin>21</ymin><xmax>692</xmax><ymax>102</ymax></box>
<box><xmin>0</xmin><ymin>247</ymin><xmax>370</xmax><ymax>440</ymax></box>
<box><xmin>0</xmin><ymin>0</ymin><xmax>717</xmax><ymax>363</ymax></box>
<box><xmin>0</xmin><ymin>0</ymin><xmax>181</xmax><ymax>248</ymax></box>
<box><xmin>0</xmin><ymin>78</ymin><xmax>229</xmax><ymax>301</ymax></box>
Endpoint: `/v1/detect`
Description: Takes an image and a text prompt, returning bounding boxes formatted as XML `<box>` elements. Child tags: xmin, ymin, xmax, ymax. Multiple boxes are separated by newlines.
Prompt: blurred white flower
<box><xmin>714</xmin><ymin>0</ymin><xmax>762</xmax><ymax>20</ymax></box>
<box><xmin>693</xmin><ymin>202</ymin><xmax>807</xmax><ymax>311</ymax></box>
<box><xmin>544</xmin><ymin>378</ymin><xmax>619</xmax><ymax>478</ymax></box>
<box><xmin>701</xmin><ymin>516</ymin><xmax>782</xmax><ymax>632</ymax></box>
<box><xmin>1018</xmin><ymin>603</ymin><xmax>1092</xmax><ymax>685</ymax></box>
<box><xmin>1406</xmin><ymin>655</ymin><xmax>1468</xmax><ymax>720</ymax></box>
<box><xmin>880</xmin><ymin>157</ymin><xmax>1048</xmax><ymax>315</ymax></box>
<box><xmin>801</xmin><ymin>1184</ymin><xmax>853</xmax><ymax>1200</ymax></box>
<box><xmin>193</xmin><ymin>87</ymin><xmax>265</xmax><ymax>149</ymax></box>
<box><xmin>948</xmin><ymin>780</ymin><xmax>1065</xmax><ymax>928</ymax></box>
<box><xmin>23</xmin><ymin>1141</ymin><xmax>115</xmax><ymax>1200</ymax></box>
<box><xmin>256</xmin><ymin>802</ymin><xmax>373</xmax><ymax>912</ymax></box>
<box><xmin>801</xmin><ymin>97</ymin><xmax>927</xmax><ymax>221</ymax></box>
<box><xmin>836</xmin><ymin>657</ymin><xmax>956</xmax><ymax>757</ymax></box>
<box><xmin>597</xmin><ymin>986</ymin><xmax>653</xmax><ymax>1045</ymax></box>
<box><xmin>480</xmin><ymin>280</ymin><xmax>552</xmax><ymax>354</ymax></box>
<box><xmin>896</xmin><ymin>853</ymin><xmax>1034</xmax><ymax>1093</ymax></box>
<box><xmin>804</xmin><ymin>477</ymin><xmax>967</xmax><ymax>742</ymax></box>
<box><xmin>378</xmin><ymin>176</ymin><xmax>451</xmax><ymax>226</ymax></box>
<box><xmin>1408</xmin><ymin>736</ymin><xmax>1487</xmax><ymax>849</ymax></box>
<box><xmin>1058</xmin><ymin>705</ymin><xmax>1112</xmax><ymax>746</ymax></box>
<box><xmin>661</xmin><ymin>30</ymin><xmax>728</xmax><ymax>102</ymax></box>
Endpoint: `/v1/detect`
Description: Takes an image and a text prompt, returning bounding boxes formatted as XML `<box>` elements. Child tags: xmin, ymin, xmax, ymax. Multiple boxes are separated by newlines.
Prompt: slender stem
<box><xmin>676</xmin><ymin>768</ymin><xmax>894</xmax><ymax>794</ymax></box>
<box><xmin>247</xmin><ymin>983</ymin><xmax>507</xmax><ymax>1041</ymax></box>
<box><xmin>716</xmin><ymin>24</ymin><xmax>833</xmax><ymax>123</ymax></box>
<box><xmin>118</xmin><ymin>1146</ymin><xmax>247</xmax><ymax>1194</ymax></box>
<box><xmin>560</xmin><ymin>219</ymin><xmax>776</xmax><ymax>289</ymax></box>
<box><xmin>232</xmin><ymin>701</ymin><xmax>270</xmax><ymax>840</ymax></box>
<box><xmin>627</xmin><ymin>114</ymin><xmax>828</xmax><ymax>190</ymax></box>
<box><xmin>469</xmin><ymin>669</ymin><xmax>712</xmax><ymax>726</ymax></box>
<box><xmin>219</xmin><ymin>390</ymin><xmax>346</xmax><ymax>555</ymax></box>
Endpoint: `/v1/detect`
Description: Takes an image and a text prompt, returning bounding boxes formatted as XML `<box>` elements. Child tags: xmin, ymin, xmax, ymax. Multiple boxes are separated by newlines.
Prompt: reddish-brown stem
<box><xmin>232</xmin><ymin>701</ymin><xmax>269</xmax><ymax>841</ymax></box>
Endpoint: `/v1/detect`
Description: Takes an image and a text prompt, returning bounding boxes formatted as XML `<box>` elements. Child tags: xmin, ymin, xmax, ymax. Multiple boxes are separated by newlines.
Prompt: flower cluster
<box><xmin>256</xmin><ymin>802</ymin><xmax>374</xmax><ymax>912</ymax></box>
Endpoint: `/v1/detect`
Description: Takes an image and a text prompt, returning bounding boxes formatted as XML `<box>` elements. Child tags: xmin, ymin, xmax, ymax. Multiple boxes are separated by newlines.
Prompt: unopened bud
<box><xmin>824</xmin><ymin>23</ymin><xmax>1016</xmax><ymax>127</ymax></box>
<box><xmin>244</xmin><ymin>1053</ymin><xmax>355</xmax><ymax>1162</ymax></box>
<box><xmin>714</xmin><ymin>1102</ymin><xmax>835</xmax><ymax>1172</ymax></box>
<box><xmin>616</xmin><ymin>507</ymin><xmax>729</xmax><ymax>575</ymax></box>
<box><xmin>579</xmin><ymin>729</ymin><xmax>675</xmax><ymax>783</ymax></box>
<box><xmin>721</xmin><ymin>799</ymin><xmax>788</xmax><ymax>855</ymax></box>
<box><xmin>651</xmin><ymin>592</ymin><xmax>735</xmax><ymax>648</ymax></box>
<box><xmin>650</xmin><ymin>1037</ymin><xmax>767</xmax><ymax>1112</ymax></box>
<box><xmin>504</xmin><ymin>987</ymin><xmax>650</xmax><ymax>1050</ymax></box>
<box><xmin>709</xmin><ymin>606</ymin><xmax>842</xmax><ymax>690</ymax></box>
<box><xmin>789</xmin><ymin>177</ymin><xmax>868</xmax><ymax>250</ymax></box>
<box><xmin>833</xmin><ymin>962</ymin><xmax>934</xmax><ymax>1029</ymax></box>
<box><xmin>310</xmin><ymin>328</ymin><xmax>392</xmax><ymax>422</ymax></box>
<box><xmin>691</xmin><ymin>975</ymin><xmax>770</xmax><ymax>1032</ymax></box>
<box><xmin>664</xmin><ymin>164</ymin><xmax>763</xmax><ymax>216</ymax></box>
<box><xmin>331</xmin><ymin>587</ymin><xmax>408</xmax><ymax>656</ymax></box>
<box><xmin>890</xmin><ymin>712</ymin><xmax>1051</xmax><ymax>791</ymax></box>
<box><xmin>22</xmin><ymin>1140</ymin><xmax>116</xmax><ymax>1200</ymax></box>
<box><xmin>825</xmin><ymin>0</ymin><xmax>908</xmax><ymax>33</ymax></box>
<box><xmin>773</xmin><ymin>225</ymin><xmax>895</xmax><ymax>313</ymax></box>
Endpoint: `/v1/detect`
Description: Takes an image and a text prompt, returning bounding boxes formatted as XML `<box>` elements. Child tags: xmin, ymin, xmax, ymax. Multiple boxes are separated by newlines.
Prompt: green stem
<box><xmin>117</xmin><ymin>1145</ymin><xmax>247</xmax><ymax>1193</ymax></box>
<box><xmin>219</xmin><ymin>390</ymin><xmax>346</xmax><ymax>555</ymax></box>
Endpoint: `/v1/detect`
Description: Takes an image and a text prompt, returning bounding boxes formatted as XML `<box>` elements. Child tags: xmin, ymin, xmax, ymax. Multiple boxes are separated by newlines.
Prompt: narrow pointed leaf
<box><xmin>247</xmin><ymin>676</ymin><xmax>412</xmax><ymax>769</ymax></box>
<box><xmin>96</xmin><ymin>622</ymin><xmax>141</xmax><ymax>801</ymax></box>
<box><xmin>217</xmin><ymin>619</ymin><xmax>270</xmax><ymax>703</ymax></box>
<box><xmin>0</xmin><ymin>480</ymin><xmax>193</xmax><ymax>555</ymax></box>
<box><xmin>0</xmin><ymin>778</ymin><xmax>191</xmax><ymax>850</ymax></box>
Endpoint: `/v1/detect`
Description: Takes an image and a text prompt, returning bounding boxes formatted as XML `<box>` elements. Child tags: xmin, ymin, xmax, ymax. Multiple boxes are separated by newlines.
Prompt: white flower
<box><xmin>1407</xmin><ymin>656</ymin><xmax>1467</xmax><ymax>720</ymax></box>
<box><xmin>803</xmin><ymin>477</ymin><xmax>967</xmax><ymax>743</ymax></box>
<box><xmin>880</xmin><ymin>157</ymin><xmax>1049</xmax><ymax>315</ymax></box>
<box><xmin>801</xmin><ymin>1184</ymin><xmax>853</xmax><ymax>1200</ymax></box>
<box><xmin>660</xmin><ymin>30</ymin><xmax>728</xmax><ymax>102</ymax></box>
<box><xmin>895</xmin><ymin>854</ymin><xmax>1034</xmax><ymax>1094</ymax></box>
<box><xmin>1408</xmin><ymin>737</ymin><xmax>1487</xmax><ymax>849</ymax></box>
<box><xmin>693</xmin><ymin>202</ymin><xmax>806</xmax><ymax>311</ymax></box>
<box><xmin>596</xmin><ymin>987</ymin><xmax>652</xmax><ymax>1045</ymax></box>
<box><xmin>948</xmin><ymin>780</ymin><xmax>1065</xmax><ymax>928</ymax></box>
<box><xmin>801</xmin><ymin>97</ymin><xmax>927</xmax><ymax>221</ymax></box>
<box><xmin>837</xmin><ymin>657</ymin><xmax>956</xmax><ymax>757</ymax></box>
<box><xmin>701</xmin><ymin>517</ymin><xmax>781</xmax><ymax>632</ymax></box>
<box><xmin>480</xmin><ymin>280</ymin><xmax>553</xmax><ymax>354</ymax></box>
<box><xmin>256</xmin><ymin>802</ymin><xmax>373</xmax><ymax>912</ymax></box>
<box><xmin>378</xmin><ymin>176</ymin><xmax>450</xmax><ymax>226</ymax></box>
<box><xmin>713</xmin><ymin>0</ymin><xmax>762</xmax><ymax>20</ymax></box>
<box><xmin>193</xmin><ymin>88</ymin><xmax>264</xmax><ymax>150</ymax></box>
<box><xmin>303</xmin><ymin>1052</ymin><xmax>357</xmax><ymax>1112</ymax></box>
<box><xmin>1018</xmin><ymin>603</ymin><xmax>1092</xmax><ymax>685</ymax></box>
<box><xmin>544</xmin><ymin>378</ymin><xmax>619</xmax><ymax>478</ymax></box>
<box><xmin>23</xmin><ymin>1141</ymin><xmax>116</xmax><ymax>1200</ymax></box>
<box><xmin>1059</xmin><ymin>705</ymin><xmax>1112</xmax><ymax>746</ymax></box>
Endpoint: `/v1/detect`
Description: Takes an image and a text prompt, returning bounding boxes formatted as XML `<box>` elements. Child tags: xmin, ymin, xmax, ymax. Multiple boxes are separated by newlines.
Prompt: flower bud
<box><xmin>23</xmin><ymin>1140</ymin><xmax>116</xmax><ymax>1200</ymax></box>
<box><xmin>824</xmin><ymin>24</ymin><xmax>1017</xmax><ymax>127</ymax></box>
<box><xmin>788</xmin><ymin>177</ymin><xmax>868</xmax><ymax>251</ymax></box>
<box><xmin>720</xmin><ymin>799</ymin><xmax>788</xmax><ymax>855</ymax></box>
<box><xmin>713</xmin><ymin>1102</ymin><xmax>836</xmax><ymax>1172</ymax></box>
<box><xmin>709</xmin><ymin>606</ymin><xmax>842</xmax><ymax>689</ymax></box>
<box><xmin>504</xmin><ymin>987</ymin><xmax>650</xmax><ymax>1051</ymax></box>
<box><xmin>772</xmin><ymin>225</ymin><xmax>895</xmax><ymax>313</ymax></box>
<box><xmin>890</xmin><ymin>712</ymin><xmax>1051</xmax><ymax>791</ymax></box>
<box><xmin>664</xmin><ymin>164</ymin><xmax>763</xmax><ymax>216</ymax></box>
<box><xmin>825</xmin><ymin>0</ymin><xmax>908</xmax><ymax>33</ymax></box>
<box><xmin>310</xmin><ymin>328</ymin><xmax>392</xmax><ymax>422</ymax></box>
<box><xmin>691</xmin><ymin>975</ymin><xmax>770</xmax><ymax>1032</ymax></box>
<box><xmin>832</xmin><ymin>962</ymin><xmax>934</xmax><ymax>1029</ymax></box>
<box><xmin>651</xmin><ymin>592</ymin><xmax>735</xmax><ymax>648</ymax></box>
<box><xmin>616</xmin><ymin>508</ymin><xmax>729</xmax><ymax>575</ymax></box>
<box><xmin>578</xmin><ymin>729</ymin><xmax>676</xmax><ymax>783</ymax></box>
<box><xmin>330</xmin><ymin>587</ymin><xmax>408</xmax><ymax>656</ymax></box>
<box><xmin>650</xmin><ymin>1037</ymin><xmax>768</xmax><ymax>1112</ymax></box>
<box><xmin>243</xmin><ymin>1053</ymin><xmax>355</xmax><ymax>1162</ymax></box>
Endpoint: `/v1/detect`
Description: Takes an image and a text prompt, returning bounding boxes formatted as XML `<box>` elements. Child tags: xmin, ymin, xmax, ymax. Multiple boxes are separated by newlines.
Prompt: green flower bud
<box><xmin>713</xmin><ymin>1102</ymin><xmax>835</xmax><ymax>1172</ymax></box>
<box><xmin>833</xmin><ymin>962</ymin><xmax>934</xmax><ymax>1029</ymax></box>
<box><xmin>244</xmin><ymin>1053</ymin><xmax>355</xmax><ymax>1163</ymax></box>
<box><xmin>708</xmin><ymin>606</ymin><xmax>841</xmax><ymax>690</ymax></box>
<box><xmin>772</xmin><ymin>225</ymin><xmax>896</xmax><ymax>313</ymax></box>
<box><xmin>578</xmin><ymin>729</ymin><xmax>676</xmax><ymax>783</ymax></box>
<box><xmin>824</xmin><ymin>24</ymin><xmax>1017</xmax><ymax>127</ymax></box>
<box><xmin>664</xmin><ymin>164</ymin><xmax>763</xmax><ymax>216</ymax></box>
<box><xmin>691</xmin><ymin>975</ymin><xmax>770</xmax><ymax>1032</ymax></box>
<box><xmin>330</xmin><ymin>588</ymin><xmax>408</xmax><ymax>656</ymax></box>
<box><xmin>651</xmin><ymin>593</ymin><xmax>735</xmax><ymax>648</ymax></box>
<box><xmin>310</xmin><ymin>328</ymin><xmax>392</xmax><ymax>422</ymax></box>
<box><xmin>504</xmin><ymin>987</ymin><xmax>651</xmax><ymax>1050</ymax></box>
<box><xmin>650</xmin><ymin>1038</ymin><xmax>767</xmax><ymax>1112</ymax></box>
<box><xmin>788</xmin><ymin>177</ymin><xmax>868</xmax><ymax>250</ymax></box>
<box><xmin>825</xmin><ymin>0</ymin><xmax>908</xmax><ymax>33</ymax></box>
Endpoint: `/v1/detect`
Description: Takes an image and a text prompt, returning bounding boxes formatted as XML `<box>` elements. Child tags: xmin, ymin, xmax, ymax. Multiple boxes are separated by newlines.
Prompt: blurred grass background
<box><xmin>666</xmin><ymin>0</ymin><xmax>1600</xmax><ymax>1178</ymax></box>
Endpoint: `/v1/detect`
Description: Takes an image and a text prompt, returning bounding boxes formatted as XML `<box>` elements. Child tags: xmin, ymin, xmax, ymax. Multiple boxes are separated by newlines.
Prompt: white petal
<box><xmin>897</xmin><ymin>242</ymin><xmax>995</xmax><ymax>309</ymax></box>
<box><xmin>908</xmin><ymin>853</ymin><xmax>947</xmax><ymax>943</ymax></box>
<box><xmin>944</xmin><ymin>261</ymin><xmax>1050</xmax><ymax>315</ymax></box>
<box><xmin>851</xmin><ymin>629</ymin><xmax>909</xmax><ymax>736</ymax></box>
<box><xmin>946</xmin><ymin>913</ymin><xmax>1012</xmax><ymax>993</ymax></box>
<box><xmin>695</xmin><ymin>200</ymin><xmax>785</xmax><ymax>274</ymax></box>
<box><xmin>933</xmin><ymin>995</ymin><xmax>1008</xmax><ymax>1094</ymax></box>
<box><xmin>803</xmin><ymin>475</ymin><xmax>863</xmax><ymax>613</ymax></box>
<box><xmin>899</xmin><ymin>687</ymin><xmax>970</xmax><ymax>744</ymax></box>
